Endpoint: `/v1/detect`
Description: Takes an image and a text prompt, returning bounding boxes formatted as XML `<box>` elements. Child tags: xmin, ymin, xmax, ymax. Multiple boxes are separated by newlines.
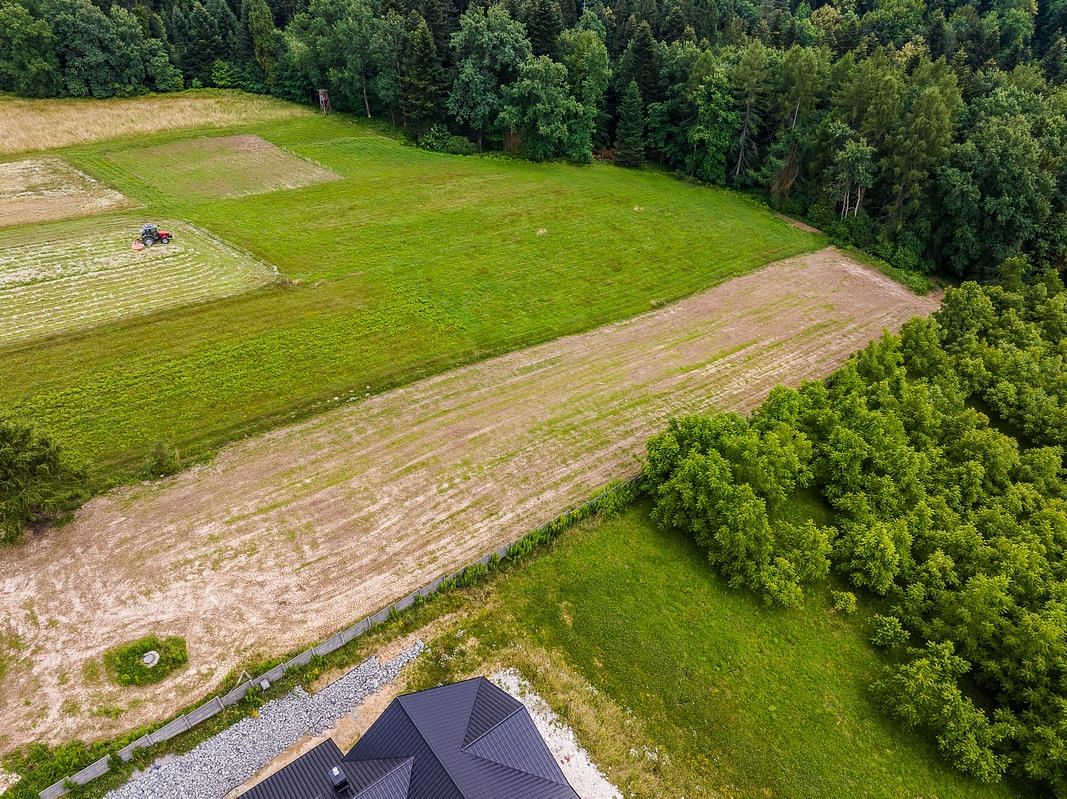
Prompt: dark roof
<box><xmin>239</xmin><ymin>678</ymin><xmax>578</xmax><ymax>799</ymax></box>
<box><xmin>344</xmin><ymin>677</ymin><xmax>578</xmax><ymax>799</ymax></box>
<box><xmin>238</xmin><ymin>740</ymin><xmax>412</xmax><ymax>799</ymax></box>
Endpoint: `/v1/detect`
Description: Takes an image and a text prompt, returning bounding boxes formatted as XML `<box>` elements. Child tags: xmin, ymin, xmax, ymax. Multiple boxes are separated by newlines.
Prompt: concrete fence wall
<box><xmin>38</xmin><ymin>476</ymin><xmax>641</xmax><ymax>799</ymax></box>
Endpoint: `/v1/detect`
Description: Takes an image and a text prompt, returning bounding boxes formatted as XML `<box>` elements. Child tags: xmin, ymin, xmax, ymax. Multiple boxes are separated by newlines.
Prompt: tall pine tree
<box><xmin>526</xmin><ymin>0</ymin><xmax>563</xmax><ymax>58</ymax></box>
<box><xmin>614</xmin><ymin>79</ymin><xmax>645</xmax><ymax>166</ymax></box>
<box><xmin>401</xmin><ymin>12</ymin><xmax>447</xmax><ymax>131</ymax></box>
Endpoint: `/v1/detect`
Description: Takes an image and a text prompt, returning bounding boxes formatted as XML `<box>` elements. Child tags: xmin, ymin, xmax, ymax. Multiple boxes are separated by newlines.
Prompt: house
<box><xmin>240</xmin><ymin>677</ymin><xmax>580</xmax><ymax>799</ymax></box>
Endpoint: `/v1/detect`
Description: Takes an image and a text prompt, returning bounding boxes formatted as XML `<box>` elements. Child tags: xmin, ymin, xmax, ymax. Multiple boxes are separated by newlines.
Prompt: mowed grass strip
<box><xmin>0</xmin><ymin>109</ymin><xmax>822</xmax><ymax>484</ymax></box>
<box><xmin>0</xmin><ymin>156</ymin><xmax>133</xmax><ymax>228</ymax></box>
<box><xmin>0</xmin><ymin>216</ymin><xmax>276</xmax><ymax>347</ymax></box>
<box><xmin>108</xmin><ymin>134</ymin><xmax>340</xmax><ymax>199</ymax></box>
<box><xmin>415</xmin><ymin>503</ymin><xmax>1033</xmax><ymax>799</ymax></box>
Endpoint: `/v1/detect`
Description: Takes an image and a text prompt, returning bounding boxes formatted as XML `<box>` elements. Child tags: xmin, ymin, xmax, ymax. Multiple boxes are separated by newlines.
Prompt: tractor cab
<box><xmin>139</xmin><ymin>223</ymin><xmax>171</xmax><ymax>247</ymax></box>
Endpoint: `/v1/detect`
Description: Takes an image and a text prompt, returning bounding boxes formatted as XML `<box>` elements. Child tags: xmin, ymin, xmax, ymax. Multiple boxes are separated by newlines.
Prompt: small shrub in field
<box><xmin>869</xmin><ymin>614</ymin><xmax>909</xmax><ymax>648</ymax></box>
<box><xmin>104</xmin><ymin>636</ymin><xmax>187</xmax><ymax>686</ymax></box>
<box><xmin>831</xmin><ymin>590</ymin><xmax>858</xmax><ymax>614</ymax></box>
<box><xmin>142</xmin><ymin>439</ymin><xmax>181</xmax><ymax>478</ymax></box>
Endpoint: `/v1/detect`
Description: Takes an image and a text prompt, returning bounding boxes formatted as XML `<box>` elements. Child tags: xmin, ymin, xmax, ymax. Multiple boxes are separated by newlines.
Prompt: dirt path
<box><xmin>0</xmin><ymin>247</ymin><xmax>937</xmax><ymax>751</ymax></box>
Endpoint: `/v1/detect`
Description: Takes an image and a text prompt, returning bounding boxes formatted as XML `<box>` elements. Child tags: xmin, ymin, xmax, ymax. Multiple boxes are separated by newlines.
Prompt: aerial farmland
<box><xmin>0</xmin><ymin>78</ymin><xmax>1055</xmax><ymax>799</ymax></box>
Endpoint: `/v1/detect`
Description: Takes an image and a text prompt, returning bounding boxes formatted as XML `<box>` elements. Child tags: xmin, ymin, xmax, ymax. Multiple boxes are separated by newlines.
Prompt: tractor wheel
<box><xmin>142</xmin><ymin>237</ymin><xmax>155</xmax><ymax>247</ymax></box>
<box><xmin>160</xmin><ymin>236</ymin><xmax>170</xmax><ymax>244</ymax></box>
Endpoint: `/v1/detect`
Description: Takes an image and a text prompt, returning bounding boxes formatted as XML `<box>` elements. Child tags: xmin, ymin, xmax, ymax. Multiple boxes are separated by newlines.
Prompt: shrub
<box><xmin>142</xmin><ymin>439</ymin><xmax>181</xmax><ymax>478</ymax></box>
<box><xmin>831</xmin><ymin>590</ymin><xmax>858</xmax><ymax>614</ymax></box>
<box><xmin>0</xmin><ymin>417</ymin><xmax>87</xmax><ymax>544</ymax></box>
<box><xmin>104</xmin><ymin>636</ymin><xmax>188</xmax><ymax>686</ymax></box>
<box><xmin>869</xmin><ymin>614</ymin><xmax>908</xmax><ymax>648</ymax></box>
<box><xmin>418</xmin><ymin>124</ymin><xmax>477</xmax><ymax>155</ymax></box>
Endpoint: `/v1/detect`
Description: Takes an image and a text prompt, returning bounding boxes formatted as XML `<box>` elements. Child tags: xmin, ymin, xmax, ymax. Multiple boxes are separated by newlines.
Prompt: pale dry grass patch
<box><xmin>476</xmin><ymin>643</ymin><xmax>700</xmax><ymax>799</ymax></box>
<box><xmin>0</xmin><ymin>91</ymin><xmax>309</xmax><ymax>156</ymax></box>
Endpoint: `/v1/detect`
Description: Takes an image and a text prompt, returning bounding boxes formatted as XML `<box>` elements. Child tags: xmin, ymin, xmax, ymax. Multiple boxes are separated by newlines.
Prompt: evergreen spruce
<box><xmin>614</xmin><ymin>79</ymin><xmax>644</xmax><ymax>166</ymax></box>
<box><xmin>401</xmin><ymin>12</ymin><xmax>448</xmax><ymax>131</ymax></box>
<box><xmin>526</xmin><ymin>0</ymin><xmax>563</xmax><ymax>58</ymax></box>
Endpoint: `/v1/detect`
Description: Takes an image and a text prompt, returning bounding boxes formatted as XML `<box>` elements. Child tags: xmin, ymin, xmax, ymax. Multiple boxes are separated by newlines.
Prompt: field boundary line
<box><xmin>37</xmin><ymin>474</ymin><xmax>643</xmax><ymax>799</ymax></box>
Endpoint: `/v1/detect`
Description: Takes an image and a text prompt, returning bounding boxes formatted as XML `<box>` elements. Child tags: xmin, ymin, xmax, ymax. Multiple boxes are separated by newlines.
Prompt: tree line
<box><xmin>1</xmin><ymin>0</ymin><xmax>1065</xmax><ymax>278</ymax></box>
<box><xmin>645</xmin><ymin>263</ymin><xmax>1067</xmax><ymax>793</ymax></box>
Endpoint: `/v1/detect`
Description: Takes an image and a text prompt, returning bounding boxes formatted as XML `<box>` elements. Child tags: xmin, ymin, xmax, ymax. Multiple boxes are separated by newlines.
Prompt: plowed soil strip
<box><xmin>0</xmin><ymin>247</ymin><xmax>938</xmax><ymax>749</ymax></box>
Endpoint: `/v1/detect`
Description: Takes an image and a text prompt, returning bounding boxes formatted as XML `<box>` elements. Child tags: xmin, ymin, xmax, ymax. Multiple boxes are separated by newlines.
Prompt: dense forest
<box><xmin>1</xmin><ymin>0</ymin><xmax>1064</xmax><ymax>278</ymax></box>
<box><xmin>646</xmin><ymin>263</ymin><xmax>1067</xmax><ymax>793</ymax></box>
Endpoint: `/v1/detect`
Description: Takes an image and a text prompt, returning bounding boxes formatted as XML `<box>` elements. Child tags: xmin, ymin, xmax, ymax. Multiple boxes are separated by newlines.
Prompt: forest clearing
<box><xmin>0</xmin><ymin>246</ymin><xmax>936</xmax><ymax>751</ymax></box>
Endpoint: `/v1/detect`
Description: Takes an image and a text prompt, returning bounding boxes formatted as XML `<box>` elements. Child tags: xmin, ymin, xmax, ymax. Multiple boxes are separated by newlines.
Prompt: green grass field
<box><xmin>0</xmin><ymin>104</ymin><xmax>821</xmax><ymax>486</ymax></box>
<box><xmin>0</xmin><ymin>216</ymin><xmax>276</xmax><ymax>346</ymax></box>
<box><xmin>410</xmin><ymin>502</ymin><xmax>1034</xmax><ymax>799</ymax></box>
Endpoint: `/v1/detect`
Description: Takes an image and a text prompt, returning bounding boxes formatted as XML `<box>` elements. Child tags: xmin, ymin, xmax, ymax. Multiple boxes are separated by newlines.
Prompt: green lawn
<box><xmin>411</xmin><ymin>502</ymin><xmax>1034</xmax><ymax>799</ymax></box>
<box><xmin>0</xmin><ymin>107</ymin><xmax>821</xmax><ymax>486</ymax></box>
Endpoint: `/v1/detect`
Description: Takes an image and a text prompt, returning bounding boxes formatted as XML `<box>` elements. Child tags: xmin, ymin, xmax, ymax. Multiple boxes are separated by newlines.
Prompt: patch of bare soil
<box><xmin>0</xmin><ymin>247</ymin><xmax>937</xmax><ymax>751</ymax></box>
<box><xmin>0</xmin><ymin>157</ymin><xmax>133</xmax><ymax>227</ymax></box>
<box><xmin>775</xmin><ymin>212</ymin><xmax>822</xmax><ymax>234</ymax></box>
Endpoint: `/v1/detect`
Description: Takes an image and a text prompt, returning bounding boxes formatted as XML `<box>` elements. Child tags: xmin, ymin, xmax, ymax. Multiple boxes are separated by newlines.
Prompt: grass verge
<box><xmin>103</xmin><ymin>637</ymin><xmax>188</xmax><ymax>687</ymax></box>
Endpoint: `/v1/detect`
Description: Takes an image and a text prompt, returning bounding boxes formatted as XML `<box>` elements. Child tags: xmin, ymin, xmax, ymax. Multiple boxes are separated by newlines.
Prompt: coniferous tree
<box><xmin>614</xmin><ymin>79</ymin><xmax>645</xmax><ymax>165</ymax></box>
<box><xmin>618</xmin><ymin>19</ymin><xmax>660</xmax><ymax>105</ymax></box>
<box><xmin>526</xmin><ymin>0</ymin><xmax>563</xmax><ymax>58</ymax></box>
<box><xmin>419</xmin><ymin>0</ymin><xmax>454</xmax><ymax>67</ymax></box>
<box><xmin>401</xmin><ymin>12</ymin><xmax>448</xmax><ymax>131</ymax></box>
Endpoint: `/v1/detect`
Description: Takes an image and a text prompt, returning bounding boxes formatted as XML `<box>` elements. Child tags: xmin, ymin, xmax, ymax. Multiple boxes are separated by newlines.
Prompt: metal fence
<box><xmin>38</xmin><ymin>475</ymin><xmax>642</xmax><ymax>799</ymax></box>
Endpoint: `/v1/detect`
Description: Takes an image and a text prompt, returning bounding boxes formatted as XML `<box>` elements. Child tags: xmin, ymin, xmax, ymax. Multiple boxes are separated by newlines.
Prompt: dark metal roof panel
<box><xmin>345</xmin><ymin>699</ymin><xmax>464</xmax><ymax>799</ymax></box>
<box><xmin>462</xmin><ymin>678</ymin><xmax>522</xmax><ymax>747</ymax></box>
<box><xmin>355</xmin><ymin>758</ymin><xmax>413</xmax><ymax>799</ymax></box>
<box><xmin>237</xmin><ymin>738</ymin><xmax>349</xmax><ymax>799</ymax></box>
<box><xmin>464</xmin><ymin>709</ymin><xmax>569</xmax><ymax>786</ymax></box>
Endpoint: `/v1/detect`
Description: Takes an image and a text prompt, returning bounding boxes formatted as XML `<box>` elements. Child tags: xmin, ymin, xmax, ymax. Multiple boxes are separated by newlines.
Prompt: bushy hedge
<box><xmin>644</xmin><ymin>268</ymin><xmax>1067</xmax><ymax>793</ymax></box>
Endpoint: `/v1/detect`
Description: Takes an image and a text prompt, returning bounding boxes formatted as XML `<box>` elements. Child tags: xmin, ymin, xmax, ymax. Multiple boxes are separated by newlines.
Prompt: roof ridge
<box><xmin>393</xmin><ymin>692</ymin><xmax>467</xmax><ymax>799</ymax></box>
<box><xmin>352</xmin><ymin>756</ymin><xmax>413</xmax><ymax>798</ymax></box>
<box><xmin>460</xmin><ymin>703</ymin><xmax>523</xmax><ymax>752</ymax></box>
<box><xmin>462</xmin><ymin>711</ymin><xmax>570</xmax><ymax>787</ymax></box>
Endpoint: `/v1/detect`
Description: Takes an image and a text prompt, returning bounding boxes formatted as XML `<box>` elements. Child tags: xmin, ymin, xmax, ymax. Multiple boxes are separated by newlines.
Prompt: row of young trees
<box><xmin>0</xmin><ymin>0</ymin><xmax>1064</xmax><ymax>278</ymax></box>
<box><xmin>644</xmin><ymin>264</ymin><xmax>1067</xmax><ymax>793</ymax></box>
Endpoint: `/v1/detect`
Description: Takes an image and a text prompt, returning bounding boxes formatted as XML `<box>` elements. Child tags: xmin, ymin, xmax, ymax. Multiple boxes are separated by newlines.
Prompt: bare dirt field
<box><xmin>0</xmin><ymin>247</ymin><xmax>938</xmax><ymax>751</ymax></box>
<box><xmin>0</xmin><ymin>216</ymin><xmax>277</xmax><ymax>347</ymax></box>
<box><xmin>0</xmin><ymin>92</ymin><xmax>308</xmax><ymax>157</ymax></box>
<box><xmin>0</xmin><ymin>157</ymin><xmax>133</xmax><ymax>228</ymax></box>
<box><xmin>108</xmin><ymin>135</ymin><xmax>341</xmax><ymax>199</ymax></box>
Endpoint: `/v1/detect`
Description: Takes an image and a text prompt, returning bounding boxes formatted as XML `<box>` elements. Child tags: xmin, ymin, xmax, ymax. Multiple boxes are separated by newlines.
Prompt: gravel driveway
<box><xmin>105</xmin><ymin>641</ymin><xmax>424</xmax><ymax>799</ymax></box>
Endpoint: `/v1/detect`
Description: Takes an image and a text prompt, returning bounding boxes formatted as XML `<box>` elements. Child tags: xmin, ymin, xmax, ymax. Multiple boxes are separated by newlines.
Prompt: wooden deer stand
<box><xmin>317</xmin><ymin>89</ymin><xmax>332</xmax><ymax>115</ymax></box>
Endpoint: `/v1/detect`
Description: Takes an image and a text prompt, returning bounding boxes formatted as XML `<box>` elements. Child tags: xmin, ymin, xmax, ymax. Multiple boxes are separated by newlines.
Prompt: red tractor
<box><xmin>139</xmin><ymin>223</ymin><xmax>172</xmax><ymax>246</ymax></box>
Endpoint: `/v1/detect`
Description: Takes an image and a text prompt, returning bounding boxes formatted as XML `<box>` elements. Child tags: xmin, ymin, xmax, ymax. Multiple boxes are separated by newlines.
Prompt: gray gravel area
<box><xmin>105</xmin><ymin>640</ymin><xmax>425</xmax><ymax>799</ymax></box>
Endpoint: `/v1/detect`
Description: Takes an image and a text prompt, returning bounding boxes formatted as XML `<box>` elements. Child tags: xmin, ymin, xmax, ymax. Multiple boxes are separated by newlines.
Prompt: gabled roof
<box><xmin>344</xmin><ymin>677</ymin><xmax>579</xmax><ymax>799</ymax></box>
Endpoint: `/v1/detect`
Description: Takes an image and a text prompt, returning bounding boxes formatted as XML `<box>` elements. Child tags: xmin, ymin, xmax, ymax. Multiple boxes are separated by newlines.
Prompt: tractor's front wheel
<box><xmin>160</xmin><ymin>237</ymin><xmax>170</xmax><ymax>244</ymax></box>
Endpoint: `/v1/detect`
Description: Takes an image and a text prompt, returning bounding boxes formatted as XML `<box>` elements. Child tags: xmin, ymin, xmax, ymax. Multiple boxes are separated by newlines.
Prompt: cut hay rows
<box><xmin>0</xmin><ymin>157</ymin><xmax>133</xmax><ymax>227</ymax></box>
<box><xmin>0</xmin><ymin>219</ymin><xmax>276</xmax><ymax>347</ymax></box>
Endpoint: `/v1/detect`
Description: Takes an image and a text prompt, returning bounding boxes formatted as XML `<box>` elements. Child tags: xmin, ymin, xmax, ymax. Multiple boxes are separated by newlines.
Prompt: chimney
<box><xmin>329</xmin><ymin>765</ymin><xmax>349</xmax><ymax>793</ymax></box>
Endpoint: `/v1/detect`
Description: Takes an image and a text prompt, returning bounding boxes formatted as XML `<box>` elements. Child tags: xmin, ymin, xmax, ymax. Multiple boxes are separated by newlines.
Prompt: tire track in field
<box><xmin>0</xmin><ymin>247</ymin><xmax>938</xmax><ymax>749</ymax></box>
